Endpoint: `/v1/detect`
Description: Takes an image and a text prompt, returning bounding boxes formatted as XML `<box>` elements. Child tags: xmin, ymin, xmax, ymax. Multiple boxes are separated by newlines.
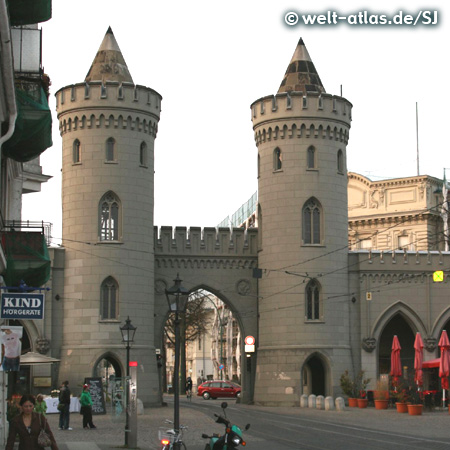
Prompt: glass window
<box><xmin>140</xmin><ymin>142</ymin><xmax>147</xmax><ymax>166</ymax></box>
<box><xmin>306</xmin><ymin>279</ymin><xmax>321</xmax><ymax>321</ymax></box>
<box><xmin>99</xmin><ymin>192</ymin><xmax>120</xmax><ymax>241</ymax></box>
<box><xmin>73</xmin><ymin>139</ymin><xmax>81</xmax><ymax>163</ymax></box>
<box><xmin>337</xmin><ymin>149</ymin><xmax>344</xmax><ymax>173</ymax></box>
<box><xmin>101</xmin><ymin>276</ymin><xmax>118</xmax><ymax>320</ymax></box>
<box><xmin>303</xmin><ymin>198</ymin><xmax>321</xmax><ymax>245</ymax></box>
<box><xmin>307</xmin><ymin>146</ymin><xmax>315</xmax><ymax>169</ymax></box>
<box><xmin>273</xmin><ymin>148</ymin><xmax>282</xmax><ymax>171</ymax></box>
<box><xmin>106</xmin><ymin>137</ymin><xmax>116</xmax><ymax>162</ymax></box>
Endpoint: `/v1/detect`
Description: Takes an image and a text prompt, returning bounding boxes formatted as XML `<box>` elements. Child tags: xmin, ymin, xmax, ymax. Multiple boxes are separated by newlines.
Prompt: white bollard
<box><xmin>316</xmin><ymin>395</ymin><xmax>325</xmax><ymax>410</ymax></box>
<box><xmin>335</xmin><ymin>397</ymin><xmax>345</xmax><ymax>411</ymax></box>
<box><xmin>325</xmin><ymin>396</ymin><xmax>335</xmax><ymax>411</ymax></box>
<box><xmin>308</xmin><ymin>394</ymin><xmax>317</xmax><ymax>409</ymax></box>
<box><xmin>300</xmin><ymin>394</ymin><xmax>309</xmax><ymax>408</ymax></box>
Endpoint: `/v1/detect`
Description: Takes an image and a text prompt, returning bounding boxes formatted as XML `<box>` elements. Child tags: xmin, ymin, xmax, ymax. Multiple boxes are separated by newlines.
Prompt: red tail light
<box><xmin>161</xmin><ymin>439</ymin><xmax>170</xmax><ymax>445</ymax></box>
<box><xmin>226</xmin><ymin>427</ymin><xmax>231</xmax><ymax>433</ymax></box>
<box><xmin>242</xmin><ymin>441</ymin><xmax>246</xmax><ymax>446</ymax></box>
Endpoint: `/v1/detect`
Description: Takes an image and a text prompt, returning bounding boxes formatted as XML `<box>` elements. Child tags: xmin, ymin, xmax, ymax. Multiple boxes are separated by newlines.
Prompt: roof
<box><xmin>85</xmin><ymin>27</ymin><xmax>134</xmax><ymax>84</ymax></box>
<box><xmin>278</xmin><ymin>38</ymin><xmax>325</xmax><ymax>94</ymax></box>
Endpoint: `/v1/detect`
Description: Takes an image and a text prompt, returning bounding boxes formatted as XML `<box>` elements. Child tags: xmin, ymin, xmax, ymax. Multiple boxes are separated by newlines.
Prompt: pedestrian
<box><xmin>58</xmin><ymin>380</ymin><xmax>72</xmax><ymax>430</ymax></box>
<box><xmin>34</xmin><ymin>394</ymin><xmax>47</xmax><ymax>416</ymax></box>
<box><xmin>6</xmin><ymin>394</ymin><xmax>58</xmax><ymax>450</ymax></box>
<box><xmin>80</xmin><ymin>384</ymin><xmax>97</xmax><ymax>429</ymax></box>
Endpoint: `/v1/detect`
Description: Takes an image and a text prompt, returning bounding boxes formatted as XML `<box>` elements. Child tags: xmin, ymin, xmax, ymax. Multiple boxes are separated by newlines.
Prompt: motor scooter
<box><xmin>201</xmin><ymin>402</ymin><xmax>250</xmax><ymax>450</ymax></box>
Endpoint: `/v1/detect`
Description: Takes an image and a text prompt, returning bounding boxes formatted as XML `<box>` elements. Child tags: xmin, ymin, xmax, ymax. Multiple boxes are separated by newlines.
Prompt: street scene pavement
<box><xmin>37</xmin><ymin>395</ymin><xmax>450</xmax><ymax>450</ymax></box>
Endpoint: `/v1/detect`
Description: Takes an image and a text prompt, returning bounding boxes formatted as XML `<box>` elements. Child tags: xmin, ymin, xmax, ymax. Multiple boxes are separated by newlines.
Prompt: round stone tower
<box><xmin>55</xmin><ymin>28</ymin><xmax>162</xmax><ymax>405</ymax></box>
<box><xmin>251</xmin><ymin>38</ymin><xmax>353</xmax><ymax>405</ymax></box>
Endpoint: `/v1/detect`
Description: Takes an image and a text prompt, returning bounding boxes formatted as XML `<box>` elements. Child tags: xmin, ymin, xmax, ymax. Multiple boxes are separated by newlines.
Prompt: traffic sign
<box><xmin>244</xmin><ymin>336</ymin><xmax>255</xmax><ymax>345</ymax></box>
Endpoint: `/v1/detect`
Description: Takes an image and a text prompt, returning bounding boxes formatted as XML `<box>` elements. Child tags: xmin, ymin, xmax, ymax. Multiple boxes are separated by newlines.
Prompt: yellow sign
<box><xmin>433</xmin><ymin>271</ymin><xmax>444</xmax><ymax>282</ymax></box>
<box><xmin>366</xmin><ymin>292</ymin><xmax>372</xmax><ymax>301</ymax></box>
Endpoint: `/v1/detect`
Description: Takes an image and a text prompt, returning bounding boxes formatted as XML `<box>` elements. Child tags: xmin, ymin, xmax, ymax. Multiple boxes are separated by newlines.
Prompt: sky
<box><xmin>21</xmin><ymin>0</ymin><xmax>450</xmax><ymax>246</ymax></box>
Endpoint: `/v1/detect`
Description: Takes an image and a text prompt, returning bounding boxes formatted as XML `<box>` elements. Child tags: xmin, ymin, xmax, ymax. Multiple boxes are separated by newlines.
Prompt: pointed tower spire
<box><xmin>85</xmin><ymin>27</ymin><xmax>134</xmax><ymax>84</ymax></box>
<box><xmin>278</xmin><ymin>38</ymin><xmax>325</xmax><ymax>94</ymax></box>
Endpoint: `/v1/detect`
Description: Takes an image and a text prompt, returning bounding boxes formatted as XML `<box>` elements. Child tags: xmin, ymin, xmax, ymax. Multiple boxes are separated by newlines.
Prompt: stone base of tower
<box><xmin>253</xmin><ymin>347</ymin><xmax>353</xmax><ymax>406</ymax></box>
<box><xmin>57</xmin><ymin>346</ymin><xmax>162</xmax><ymax>407</ymax></box>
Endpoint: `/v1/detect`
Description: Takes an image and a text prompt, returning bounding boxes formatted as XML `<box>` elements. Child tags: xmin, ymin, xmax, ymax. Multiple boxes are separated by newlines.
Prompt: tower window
<box><xmin>140</xmin><ymin>142</ymin><xmax>148</xmax><ymax>167</ymax></box>
<box><xmin>73</xmin><ymin>139</ymin><xmax>81</xmax><ymax>164</ymax></box>
<box><xmin>106</xmin><ymin>137</ymin><xmax>116</xmax><ymax>162</ymax></box>
<box><xmin>273</xmin><ymin>148</ymin><xmax>282</xmax><ymax>171</ymax></box>
<box><xmin>305</xmin><ymin>279</ymin><xmax>321</xmax><ymax>321</ymax></box>
<box><xmin>101</xmin><ymin>276</ymin><xmax>118</xmax><ymax>320</ymax></box>
<box><xmin>337</xmin><ymin>149</ymin><xmax>344</xmax><ymax>173</ymax></box>
<box><xmin>307</xmin><ymin>146</ymin><xmax>316</xmax><ymax>169</ymax></box>
<box><xmin>99</xmin><ymin>191</ymin><xmax>121</xmax><ymax>241</ymax></box>
<box><xmin>303</xmin><ymin>198</ymin><xmax>321</xmax><ymax>245</ymax></box>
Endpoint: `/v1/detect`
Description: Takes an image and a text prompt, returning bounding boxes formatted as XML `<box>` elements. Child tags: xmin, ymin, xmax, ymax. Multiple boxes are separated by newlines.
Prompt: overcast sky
<box><xmin>21</xmin><ymin>0</ymin><xmax>449</xmax><ymax>245</ymax></box>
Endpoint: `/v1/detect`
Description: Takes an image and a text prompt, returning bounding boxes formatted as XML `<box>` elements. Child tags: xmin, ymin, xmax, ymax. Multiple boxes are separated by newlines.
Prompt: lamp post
<box><xmin>165</xmin><ymin>274</ymin><xmax>189</xmax><ymax>450</ymax></box>
<box><xmin>120</xmin><ymin>316</ymin><xmax>137</xmax><ymax>447</ymax></box>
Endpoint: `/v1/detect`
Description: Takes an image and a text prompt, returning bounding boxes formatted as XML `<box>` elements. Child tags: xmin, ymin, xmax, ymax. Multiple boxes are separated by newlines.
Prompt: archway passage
<box><xmin>378</xmin><ymin>314</ymin><xmax>415</xmax><ymax>380</ymax></box>
<box><xmin>94</xmin><ymin>354</ymin><xmax>122</xmax><ymax>394</ymax></box>
<box><xmin>305</xmin><ymin>355</ymin><xmax>326</xmax><ymax>396</ymax></box>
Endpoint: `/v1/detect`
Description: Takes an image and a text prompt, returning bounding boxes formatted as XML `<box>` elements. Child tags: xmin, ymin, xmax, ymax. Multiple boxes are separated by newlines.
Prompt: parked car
<box><xmin>197</xmin><ymin>380</ymin><xmax>241</xmax><ymax>400</ymax></box>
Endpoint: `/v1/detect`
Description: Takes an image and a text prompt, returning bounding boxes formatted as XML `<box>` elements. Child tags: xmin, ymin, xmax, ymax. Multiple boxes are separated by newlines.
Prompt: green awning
<box><xmin>1</xmin><ymin>232</ymin><xmax>51</xmax><ymax>288</ymax></box>
<box><xmin>2</xmin><ymin>87</ymin><xmax>52</xmax><ymax>162</ymax></box>
<box><xmin>7</xmin><ymin>0</ymin><xmax>52</xmax><ymax>26</ymax></box>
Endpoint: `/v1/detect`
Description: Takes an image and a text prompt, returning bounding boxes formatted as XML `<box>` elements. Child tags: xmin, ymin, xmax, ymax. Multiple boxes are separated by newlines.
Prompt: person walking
<box><xmin>34</xmin><ymin>394</ymin><xmax>47</xmax><ymax>416</ymax></box>
<box><xmin>80</xmin><ymin>384</ymin><xmax>97</xmax><ymax>429</ymax></box>
<box><xmin>6</xmin><ymin>394</ymin><xmax>58</xmax><ymax>449</ymax></box>
<box><xmin>58</xmin><ymin>380</ymin><xmax>72</xmax><ymax>430</ymax></box>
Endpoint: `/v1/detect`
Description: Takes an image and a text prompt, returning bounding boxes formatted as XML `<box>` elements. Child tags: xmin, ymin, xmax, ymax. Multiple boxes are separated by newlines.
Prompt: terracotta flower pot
<box><xmin>407</xmin><ymin>404</ymin><xmax>423</xmax><ymax>416</ymax></box>
<box><xmin>357</xmin><ymin>398</ymin><xmax>368</xmax><ymax>408</ymax></box>
<box><xmin>374</xmin><ymin>399</ymin><xmax>389</xmax><ymax>410</ymax></box>
<box><xmin>396</xmin><ymin>402</ymin><xmax>408</xmax><ymax>413</ymax></box>
<box><xmin>348</xmin><ymin>398</ymin><xmax>358</xmax><ymax>407</ymax></box>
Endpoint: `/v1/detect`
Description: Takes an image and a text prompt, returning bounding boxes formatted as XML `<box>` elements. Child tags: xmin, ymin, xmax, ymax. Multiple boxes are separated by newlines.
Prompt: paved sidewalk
<box><xmin>45</xmin><ymin>398</ymin><xmax>450</xmax><ymax>450</ymax></box>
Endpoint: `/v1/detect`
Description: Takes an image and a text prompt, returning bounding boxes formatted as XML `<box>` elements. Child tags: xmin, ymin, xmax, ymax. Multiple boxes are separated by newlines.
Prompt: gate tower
<box><xmin>251</xmin><ymin>38</ymin><xmax>353</xmax><ymax>405</ymax></box>
<box><xmin>55</xmin><ymin>28</ymin><xmax>162</xmax><ymax>405</ymax></box>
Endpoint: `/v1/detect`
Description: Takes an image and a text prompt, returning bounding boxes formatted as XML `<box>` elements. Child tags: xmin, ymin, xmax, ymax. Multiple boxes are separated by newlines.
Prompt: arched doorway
<box><xmin>378</xmin><ymin>314</ymin><xmax>415</xmax><ymax>381</ymax></box>
<box><xmin>303</xmin><ymin>354</ymin><xmax>326</xmax><ymax>396</ymax></box>
<box><xmin>93</xmin><ymin>353</ymin><xmax>122</xmax><ymax>398</ymax></box>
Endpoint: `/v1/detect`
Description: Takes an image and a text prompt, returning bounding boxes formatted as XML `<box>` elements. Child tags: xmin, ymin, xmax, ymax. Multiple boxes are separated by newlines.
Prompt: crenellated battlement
<box><xmin>251</xmin><ymin>92</ymin><xmax>351</xmax><ymax>147</ymax></box>
<box><xmin>56</xmin><ymin>81</ymin><xmax>162</xmax><ymax>137</ymax></box>
<box><xmin>154</xmin><ymin>226</ymin><xmax>258</xmax><ymax>257</ymax></box>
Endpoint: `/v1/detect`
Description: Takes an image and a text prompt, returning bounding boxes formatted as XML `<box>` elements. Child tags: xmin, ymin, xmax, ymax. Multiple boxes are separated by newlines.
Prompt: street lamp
<box><xmin>165</xmin><ymin>274</ymin><xmax>189</xmax><ymax>449</ymax></box>
<box><xmin>120</xmin><ymin>316</ymin><xmax>137</xmax><ymax>447</ymax></box>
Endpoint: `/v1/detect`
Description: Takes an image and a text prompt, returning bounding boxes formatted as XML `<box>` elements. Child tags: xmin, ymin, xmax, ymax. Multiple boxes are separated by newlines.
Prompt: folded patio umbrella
<box><xmin>390</xmin><ymin>335</ymin><xmax>402</xmax><ymax>386</ymax></box>
<box><xmin>438</xmin><ymin>330</ymin><xmax>450</xmax><ymax>407</ymax></box>
<box><xmin>414</xmin><ymin>332</ymin><xmax>424</xmax><ymax>387</ymax></box>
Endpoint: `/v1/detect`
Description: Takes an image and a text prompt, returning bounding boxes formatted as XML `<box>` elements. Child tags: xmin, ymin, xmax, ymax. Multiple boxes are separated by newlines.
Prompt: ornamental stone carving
<box><xmin>424</xmin><ymin>338</ymin><xmax>437</xmax><ymax>352</ymax></box>
<box><xmin>236</xmin><ymin>279</ymin><xmax>251</xmax><ymax>296</ymax></box>
<box><xmin>362</xmin><ymin>337</ymin><xmax>377</xmax><ymax>352</ymax></box>
<box><xmin>35</xmin><ymin>337</ymin><xmax>50</xmax><ymax>354</ymax></box>
<box><xmin>155</xmin><ymin>279</ymin><xmax>167</xmax><ymax>294</ymax></box>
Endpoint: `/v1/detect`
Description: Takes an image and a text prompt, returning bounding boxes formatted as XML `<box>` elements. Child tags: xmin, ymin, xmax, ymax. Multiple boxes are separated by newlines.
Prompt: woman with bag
<box><xmin>80</xmin><ymin>384</ymin><xmax>97</xmax><ymax>429</ymax></box>
<box><xmin>6</xmin><ymin>394</ymin><xmax>58</xmax><ymax>449</ymax></box>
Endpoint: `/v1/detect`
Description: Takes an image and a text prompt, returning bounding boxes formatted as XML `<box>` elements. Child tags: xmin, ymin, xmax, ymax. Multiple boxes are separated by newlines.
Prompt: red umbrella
<box><xmin>414</xmin><ymin>332</ymin><xmax>424</xmax><ymax>387</ymax></box>
<box><xmin>439</xmin><ymin>330</ymin><xmax>450</xmax><ymax>408</ymax></box>
<box><xmin>390</xmin><ymin>335</ymin><xmax>402</xmax><ymax>385</ymax></box>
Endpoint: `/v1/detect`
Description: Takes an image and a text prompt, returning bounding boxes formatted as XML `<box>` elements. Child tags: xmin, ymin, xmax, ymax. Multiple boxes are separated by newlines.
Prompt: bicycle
<box><xmin>159</xmin><ymin>419</ymin><xmax>188</xmax><ymax>450</ymax></box>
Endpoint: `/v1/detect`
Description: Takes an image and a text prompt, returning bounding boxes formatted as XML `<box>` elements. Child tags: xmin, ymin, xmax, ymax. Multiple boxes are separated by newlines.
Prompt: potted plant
<box><xmin>407</xmin><ymin>390</ymin><xmax>423</xmax><ymax>416</ymax></box>
<box><xmin>356</xmin><ymin>371</ymin><xmax>371</xmax><ymax>408</ymax></box>
<box><xmin>374</xmin><ymin>380</ymin><xmax>389</xmax><ymax>410</ymax></box>
<box><xmin>340</xmin><ymin>370</ymin><xmax>358</xmax><ymax>407</ymax></box>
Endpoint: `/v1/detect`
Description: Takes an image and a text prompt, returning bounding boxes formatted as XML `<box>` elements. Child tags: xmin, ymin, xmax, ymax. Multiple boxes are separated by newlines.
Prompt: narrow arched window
<box><xmin>306</xmin><ymin>279</ymin><xmax>321</xmax><ymax>321</ymax></box>
<box><xmin>273</xmin><ymin>148</ymin><xmax>282</xmax><ymax>171</ymax></box>
<box><xmin>337</xmin><ymin>149</ymin><xmax>344</xmax><ymax>173</ymax></box>
<box><xmin>140</xmin><ymin>142</ymin><xmax>147</xmax><ymax>166</ymax></box>
<box><xmin>307</xmin><ymin>146</ymin><xmax>315</xmax><ymax>169</ymax></box>
<box><xmin>73</xmin><ymin>139</ymin><xmax>81</xmax><ymax>163</ymax></box>
<box><xmin>303</xmin><ymin>198</ymin><xmax>321</xmax><ymax>245</ymax></box>
<box><xmin>106</xmin><ymin>137</ymin><xmax>116</xmax><ymax>162</ymax></box>
<box><xmin>101</xmin><ymin>276</ymin><xmax>118</xmax><ymax>320</ymax></box>
<box><xmin>99</xmin><ymin>191</ymin><xmax>121</xmax><ymax>241</ymax></box>
<box><xmin>257</xmin><ymin>154</ymin><xmax>260</xmax><ymax>178</ymax></box>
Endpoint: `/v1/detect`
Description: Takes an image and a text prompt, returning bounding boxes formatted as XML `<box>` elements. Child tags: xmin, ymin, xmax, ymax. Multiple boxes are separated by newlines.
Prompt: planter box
<box><xmin>348</xmin><ymin>398</ymin><xmax>358</xmax><ymax>407</ymax></box>
<box><xmin>357</xmin><ymin>398</ymin><xmax>368</xmax><ymax>408</ymax></box>
<box><xmin>396</xmin><ymin>402</ymin><xmax>408</xmax><ymax>413</ymax></box>
<box><xmin>407</xmin><ymin>404</ymin><xmax>423</xmax><ymax>416</ymax></box>
<box><xmin>374</xmin><ymin>399</ymin><xmax>388</xmax><ymax>410</ymax></box>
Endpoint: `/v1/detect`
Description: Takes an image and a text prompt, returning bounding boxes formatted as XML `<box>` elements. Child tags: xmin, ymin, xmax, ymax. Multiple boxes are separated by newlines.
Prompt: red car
<box><xmin>197</xmin><ymin>380</ymin><xmax>241</xmax><ymax>400</ymax></box>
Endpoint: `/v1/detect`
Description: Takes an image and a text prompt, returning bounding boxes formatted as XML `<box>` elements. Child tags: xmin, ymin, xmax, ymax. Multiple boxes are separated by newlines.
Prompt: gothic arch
<box><xmin>300</xmin><ymin>351</ymin><xmax>331</xmax><ymax>396</ymax></box>
<box><xmin>431</xmin><ymin>305</ymin><xmax>450</xmax><ymax>339</ymax></box>
<box><xmin>371</xmin><ymin>300</ymin><xmax>427</xmax><ymax>339</ymax></box>
<box><xmin>92</xmin><ymin>351</ymin><xmax>123</xmax><ymax>379</ymax></box>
